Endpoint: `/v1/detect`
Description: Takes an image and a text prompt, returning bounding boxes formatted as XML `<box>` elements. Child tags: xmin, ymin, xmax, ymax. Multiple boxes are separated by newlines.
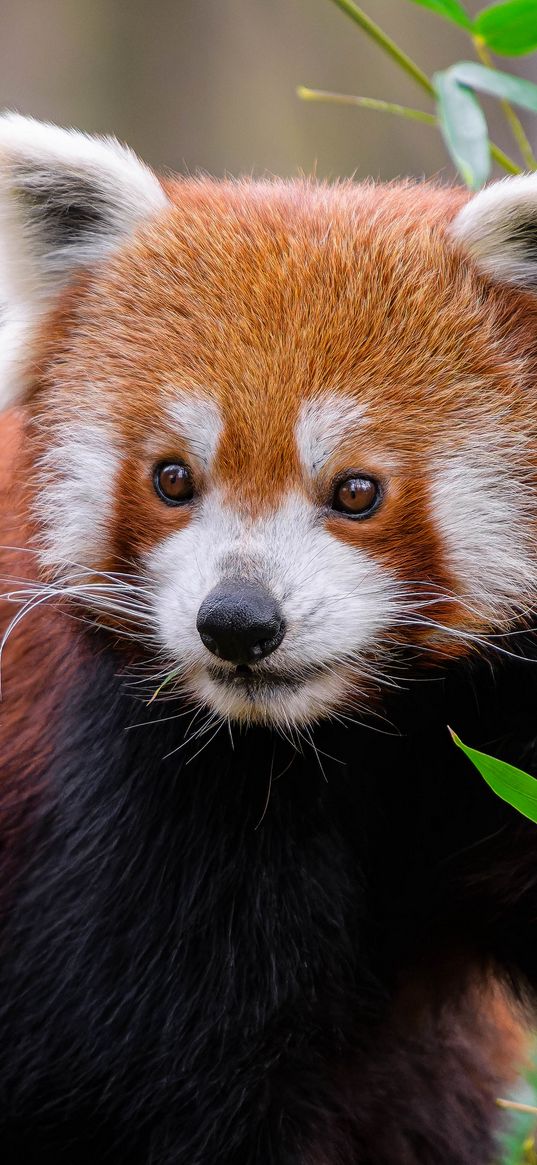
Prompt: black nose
<box><xmin>196</xmin><ymin>581</ymin><xmax>286</xmax><ymax>665</ymax></box>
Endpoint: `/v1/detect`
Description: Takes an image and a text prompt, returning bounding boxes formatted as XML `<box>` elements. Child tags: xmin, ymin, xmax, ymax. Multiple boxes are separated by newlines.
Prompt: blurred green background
<box><xmin>0</xmin><ymin>0</ymin><xmax>535</xmax><ymax>182</ymax></box>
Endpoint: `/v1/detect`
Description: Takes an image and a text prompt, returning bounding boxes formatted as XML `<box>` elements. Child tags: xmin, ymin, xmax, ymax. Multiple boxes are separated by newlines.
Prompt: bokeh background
<box><xmin>0</xmin><ymin>0</ymin><xmax>536</xmax><ymax>183</ymax></box>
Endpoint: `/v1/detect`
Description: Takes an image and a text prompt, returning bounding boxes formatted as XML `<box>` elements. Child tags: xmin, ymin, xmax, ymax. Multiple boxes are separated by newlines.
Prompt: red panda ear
<box><xmin>0</xmin><ymin>113</ymin><xmax>168</xmax><ymax>410</ymax></box>
<box><xmin>451</xmin><ymin>176</ymin><xmax>537</xmax><ymax>290</ymax></box>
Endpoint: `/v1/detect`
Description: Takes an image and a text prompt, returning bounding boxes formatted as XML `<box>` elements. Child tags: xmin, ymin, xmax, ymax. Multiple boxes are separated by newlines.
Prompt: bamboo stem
<box><xmin>497</xmin><ymin>1098</ymin><xmax>537</xmax><ymax>1115</ymax></box>
<box><xmin>297</xmin><ymin>87</ymin><xmax>437</xmax><ymax>125</ymax></box>
<box><xmin>328</xmin><ymin>0</ymin><xmax>433</xmax><ymax>96</ymax></box>
<box><xmin>297</xmin><ymin>86</ymin><xmax>521</xmax><ymax>174</ymax></box>
<box><xmin>490</xmin><ymin>141</ymin><xmax>524</xmax><ymax>175</ymax></box>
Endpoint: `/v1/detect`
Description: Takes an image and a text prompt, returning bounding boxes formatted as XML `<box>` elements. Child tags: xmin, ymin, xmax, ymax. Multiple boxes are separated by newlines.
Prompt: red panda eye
<box><xmin>332</xmin><ymin>475</ymin><xmax>381</xmax><ymax>518</ymax></box>
<box><xmin>153</xmin><ymin>462</ymin><xmax>194</xmax><ymax>506</ymax></box>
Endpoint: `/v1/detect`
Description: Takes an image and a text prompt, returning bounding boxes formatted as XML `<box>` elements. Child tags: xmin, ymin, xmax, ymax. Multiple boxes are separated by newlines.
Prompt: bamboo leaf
<box><xmin>450</xmin><ymin>729</ymin><xmax>537</xmax><ymax>823</ymax></box>
<box><xmin>450</xmin><ymin>60</ymin><xmax>537</xmax><ymax>113</ymax></box>
<box><xmin>405</xmin><ymin>0</ymin><xmax>472</xmax><ymax>29</ymax></box>
<box><xmin>475</xmin><ymin>0</ymin><xmax>537</xmax><ymax>57</ymax></box>
<box><xmin>434</xmin><ymin>70</ymin><xmax>491</xmax><ymax>187</ymax></box>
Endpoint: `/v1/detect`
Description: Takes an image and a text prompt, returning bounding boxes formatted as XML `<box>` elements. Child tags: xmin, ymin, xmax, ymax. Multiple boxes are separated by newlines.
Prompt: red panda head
<box><xmin>2</xmin><ymin>114</ymin><xmax>537</xmax><ymax>728</ymax></box>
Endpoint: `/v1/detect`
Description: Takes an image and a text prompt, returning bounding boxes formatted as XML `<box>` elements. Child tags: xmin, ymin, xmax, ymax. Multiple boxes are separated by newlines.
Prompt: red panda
<box><xmin>0</xmin><ymin>113</ymin><xmax>536</xmax><ymax>1164</ymax></box>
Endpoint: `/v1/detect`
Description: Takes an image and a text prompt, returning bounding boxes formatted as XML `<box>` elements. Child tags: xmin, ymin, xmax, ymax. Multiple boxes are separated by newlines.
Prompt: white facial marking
<box><xmin>165</xmin><ymin>391</ymin><xmax>223</xmax><ymax>470</ymax></box>
<box><xmin>36</xmin><ymin>423</ymin><xmax>120</xmax><ymax>570</ymax></box>
<box><xmin>146</xmin><ymin>491</ymin><xmax>399</xmax><ymax>726</ymax></box>
<box><xmin>296</xmin><ymin>394</ymin><xmax>366</xmax><ymax>475</ymax></box>
<box><xmin>431</xmin><ymin>449</ymin><xmax>536</xmax><ymax>621</ymax></box>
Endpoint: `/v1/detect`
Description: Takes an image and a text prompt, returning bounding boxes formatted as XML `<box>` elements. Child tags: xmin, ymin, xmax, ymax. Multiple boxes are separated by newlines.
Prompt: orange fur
<box><xmin>14</xmin><ymin>178</ymin><xmax>537</xmax><ymax>656</ymax></box>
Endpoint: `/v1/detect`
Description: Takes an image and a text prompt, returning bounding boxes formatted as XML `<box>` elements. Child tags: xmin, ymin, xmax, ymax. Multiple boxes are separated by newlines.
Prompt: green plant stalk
<box><xmin>475</xmin><ymin>140</ymin><xmax>520</xmax><ymax>175</ymax></box>
<box><xmin>497</xmin><ymin>1100</ymin><xmax>537</xmax><ymax>1116</ymax></box>
<box><xmin>297</xmin><ymin>87</ymin><xmax>437</xmax><ymax>124</ymax></box>
<box><xmin>486</xmin><ymin>143</ymin><xmax>521</xmax><ymax>175</ymax></box>
<box><xmin>326</xmin><ymin>0</ymin><xmax>521</xmax><ymax>176</ymax></box>
<box><xmin>474</xmin><ymin>37</ymin><xmax>537</xmax><ymax>170</ymax></box>
<box><xmin>298</xmin><ymin>85</ymin><xmax>520</xmax><ymax>175</ymax></box>
<box><xmin>329</xmin><ymin>0</ymin><xmax>433</xmax><ymax>95</ymax></box>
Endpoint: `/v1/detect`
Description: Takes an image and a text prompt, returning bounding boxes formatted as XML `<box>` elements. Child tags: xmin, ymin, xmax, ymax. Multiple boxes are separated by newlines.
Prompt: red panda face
<box><xmin>2</xmin><ymin>117</ymin><xmax>537</xmax><ymax>728</ymax></box>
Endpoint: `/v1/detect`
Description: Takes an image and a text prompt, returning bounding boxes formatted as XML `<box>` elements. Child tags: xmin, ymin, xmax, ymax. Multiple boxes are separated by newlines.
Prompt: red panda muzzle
<box><xmin>196</xmin><ymin>580</ymin><xmax>286</xmax><ymax>665</ymax></box>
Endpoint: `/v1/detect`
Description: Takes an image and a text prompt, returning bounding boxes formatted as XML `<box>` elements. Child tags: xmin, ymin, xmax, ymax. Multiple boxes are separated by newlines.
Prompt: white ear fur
<box><xmin>0</xmin><ymin>113</ymin><xmax>169</xmax><ymax>409</ymax></box>
<box><xmin>451</xmin><ymin>175</ymin><xmax>537</xmax><ymax>289</ymax></box>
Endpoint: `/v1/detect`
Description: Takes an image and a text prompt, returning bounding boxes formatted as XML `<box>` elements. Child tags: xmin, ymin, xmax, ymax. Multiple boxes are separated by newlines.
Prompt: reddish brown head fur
<box><xmin>1</xmin><ymin>117</ymin><xmax>537</xmax><ymax>728</ymax></box>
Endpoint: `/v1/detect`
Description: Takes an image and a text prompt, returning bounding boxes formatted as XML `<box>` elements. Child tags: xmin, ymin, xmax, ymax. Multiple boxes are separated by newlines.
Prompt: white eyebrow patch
<box><xmin>295</xmin><ymin>393</ymin><xmax>365</xmax><ymax>475</ymax></box>
<box><xmin>166</xmin><ymin>389</ymin><xmax>223</xmax><ymax>469</ymax></box>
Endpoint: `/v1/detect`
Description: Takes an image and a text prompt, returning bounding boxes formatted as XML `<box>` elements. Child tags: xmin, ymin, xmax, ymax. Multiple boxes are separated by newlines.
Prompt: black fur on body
<box><xmin>1</xmin><ymin>625</ymin><xmax>537</xmax><ymax>1165</ymax></box>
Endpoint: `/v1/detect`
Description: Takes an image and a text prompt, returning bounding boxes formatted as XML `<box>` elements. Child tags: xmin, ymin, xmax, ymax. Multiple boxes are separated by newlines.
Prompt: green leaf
<box><xmin>450</xmin><ymin>729</ymin><xmax>537</xmax><ymax>824</ymax></box>
<box><xmin>405</xmin><ymin>0</ymin><xmax>472</xmax><ymax>29</ymax></box>
<box><xmin>475</xmin><ymin>0</ymin><xmax>537</xmax><ymax>57</ymax></box>
<box><xmin>434</xmin><ymin>70</ymin><xmax>491</xmax><ymax>188</ymax></box>
<box><xmin>451</xmin><ymin>60</ymin><xmax>537</xmax><ymax>113</ymax></box>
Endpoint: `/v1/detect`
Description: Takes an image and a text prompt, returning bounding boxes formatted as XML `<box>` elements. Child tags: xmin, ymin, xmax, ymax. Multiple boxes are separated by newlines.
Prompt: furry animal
<box><xmin>0</xmin><ymin>114</ymin><xmax>536</xmax><ymax>1164</ymax></box>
